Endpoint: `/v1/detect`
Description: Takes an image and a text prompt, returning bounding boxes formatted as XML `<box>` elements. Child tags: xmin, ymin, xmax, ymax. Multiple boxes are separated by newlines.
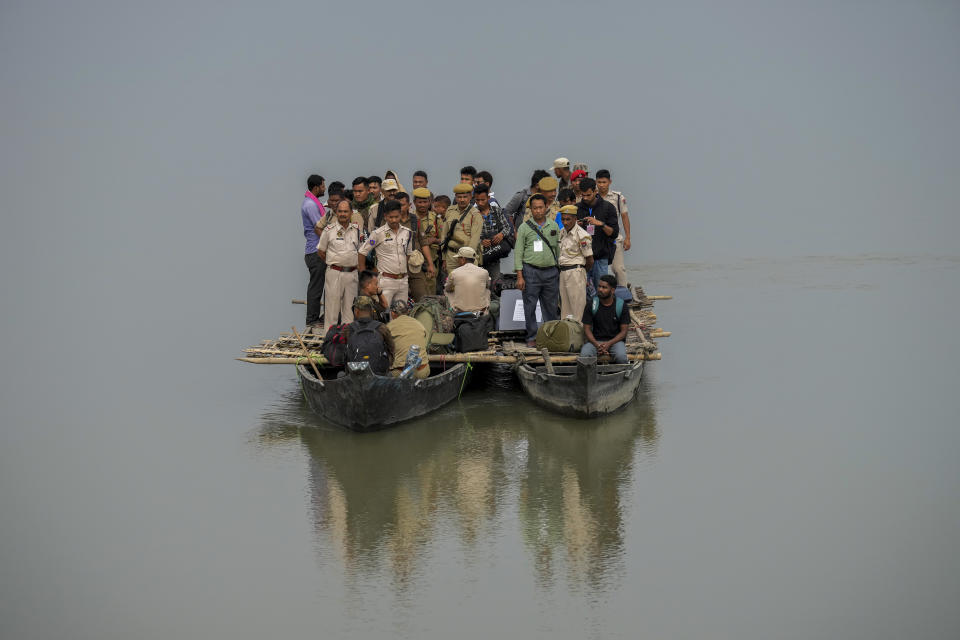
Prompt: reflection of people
<box><xmin>254</xmin><ymin>379</ymin><xmax>659</xmax><ymax>595</ymax></box>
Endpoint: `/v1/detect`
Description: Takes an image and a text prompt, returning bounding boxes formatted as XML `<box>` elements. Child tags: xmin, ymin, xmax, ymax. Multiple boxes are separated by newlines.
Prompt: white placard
<box><xmin>511</xmin><ymin>299</ymin><xmax>542</xmax><ymax>322</ymax></box>
<box><xmin>533</xmin><ymin>239</ymin><xmax>543</xmax><ymax>252</ymax></box>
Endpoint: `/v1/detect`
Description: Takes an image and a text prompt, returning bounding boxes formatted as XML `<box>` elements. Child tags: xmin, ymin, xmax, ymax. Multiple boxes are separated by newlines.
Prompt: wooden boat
<box><xmin>515</xmin><ymin>356</ymin><xmax>644</xmax><ymax>418</ymax></box>
<box><xmin>297</xmin><ymin>362</ymin><xmax>468</xmax><ymax>432</ymax></box>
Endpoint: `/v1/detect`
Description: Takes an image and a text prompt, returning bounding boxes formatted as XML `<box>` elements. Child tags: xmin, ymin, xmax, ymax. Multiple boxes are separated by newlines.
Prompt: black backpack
<box><xmin>321</xmin><ymin>323</ymin><xmax>350</xmax><ymax>367</ymax></box>
<box><xmin>346</xmin><ymin>320</ymin><xmax>390</xmax><ymax>375</ymax></box>
<box><xmin>453</xmin><ymin>313</ymin><xmax>491</xmax><ymax>353</ymax></box>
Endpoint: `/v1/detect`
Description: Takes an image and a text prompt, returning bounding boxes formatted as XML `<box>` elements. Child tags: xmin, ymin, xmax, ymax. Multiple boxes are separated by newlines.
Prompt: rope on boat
<box><xmin>458</xmin><ymin>362</ymin><xmax>473</xmax><ymax>399</ymax></box>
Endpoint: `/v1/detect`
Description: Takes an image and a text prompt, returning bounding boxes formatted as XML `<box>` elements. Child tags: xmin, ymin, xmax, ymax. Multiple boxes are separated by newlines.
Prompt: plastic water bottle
<box><xmin>399</xmin><ymin>344</ymin><xmax>422</xmax><ymax>379</ymax></box>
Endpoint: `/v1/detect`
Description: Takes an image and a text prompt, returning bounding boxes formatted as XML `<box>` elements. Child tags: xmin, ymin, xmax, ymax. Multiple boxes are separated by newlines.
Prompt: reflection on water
<box><xmin>255</xmin><ymin>378</ymin><xmax>659</xmax><ymax>593</ymax></box>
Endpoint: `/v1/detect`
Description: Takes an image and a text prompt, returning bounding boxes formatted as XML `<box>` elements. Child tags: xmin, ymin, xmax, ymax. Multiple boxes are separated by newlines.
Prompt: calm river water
<box><xmin>2</xmin><ymin>256</ymin><xmax>959</xmax><ymax>639</ymax></box>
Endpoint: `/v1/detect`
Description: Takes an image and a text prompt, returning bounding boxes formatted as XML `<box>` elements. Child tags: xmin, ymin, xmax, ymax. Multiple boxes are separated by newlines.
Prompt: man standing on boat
<box><xmin>301</xmin><ymin>174</ymin><xmax>326</xmax><ymax>332</ymax></box>
<box><xmin>476</xmin><ymin>184</ymin><xmax>512</xmax><ymax>280</ymax></box>
<box><xmin>575</xmin><ymin>177</ymin><xmax>619</xmax><ymax>295</ymax></box>
<box><xmin>351</xmin><ymin>177</ymin><xmax>377</xmax><ymax>229</ymax></box>
<box><xmin>514</xmin><ymin>194</ymin><xmax>560</xmax><ymax>347</ymax></box>
<box><xmin>317</xmin><ymin>200</ymin><xmax>362</xmax><ymax>324</ymax></box>
<box><xmin>557</xmin><ymin>205</ymin><xmax>594</xmax><ymax>320</ymax></box>
<box><xmin>444</xmin><ymin>247</ymin><xmax>490</xmax><ymax>314</ymax></box>
<box><xmin>552</xmin><ymin>157</ymin><xmax>572</xmax><ymax>192</ymax></box>
<box><xmin>596</xmin><ymin>169</ymin><xmax>632</xmax><ymax>287</ymax></box>
<box><xmin>581</xmin><ymin>275</ymin><xmax>630</xmax><ymax>364</ymax></box>
<box><xmin>522</xmin><ymin>176</ymin><xmax>559</xmax><ymax>223</ymax></box>
<box><xmin>413</xmin><ymin>187</ymin><xmax>440</xmax><ymax>294</ymax></box>
<box><xmin>440</xmin><ymin>183</ymin><xmax>483</xmax><ymax>276</ymax></box>
<box><xmin>358</xmin><ymin>200</ymin><xmax>415</xmax><ymax>307</ymax></box>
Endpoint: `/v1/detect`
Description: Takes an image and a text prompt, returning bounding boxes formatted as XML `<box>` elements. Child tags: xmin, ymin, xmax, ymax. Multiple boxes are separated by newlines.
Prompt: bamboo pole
<box><xmin>237</xmin><ymin>352</ymin><xmax>660</xmax><ymax>365</ymax></box>
<box><xmin>292</xmin><ymin>299</ymin><xmax>306</xmax><ymax>304</ymax></box>
<box><xmin>649</xmin><ymin>331</ymin><xmax>671</xmax><ymax>338</ymax></box>
<box><xmin>646</xmin><ymin>295</ymin><xmax>672</xmax><ymax>300</ymax></box>
<box><xmin>629</xmin><ymin>310</ymin><xmax>657</xmax><ymax>352</ymax></box>
<box><xmin>291</xmin><ymin>326</ymin><xmax>322</xmax><ymax>379</ymax></box>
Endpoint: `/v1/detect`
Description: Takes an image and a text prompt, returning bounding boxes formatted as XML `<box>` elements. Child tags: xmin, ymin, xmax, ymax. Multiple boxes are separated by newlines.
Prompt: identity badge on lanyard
<box><xmin>533</xmin><ymin>239</ymin><xmax>544</xmax><ymax>252</ymax></box>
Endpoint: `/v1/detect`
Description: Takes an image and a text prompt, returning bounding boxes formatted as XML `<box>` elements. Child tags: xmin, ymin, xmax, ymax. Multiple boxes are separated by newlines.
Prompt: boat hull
<box><xmin>297</xmin><ymin>363</ymin><xmax>467</xmax><ymax>432</ymax></box>
<box><xmin>516</xmin><ymin>356</ymin><xmax>644</xmax><ymax>418</ymax></box>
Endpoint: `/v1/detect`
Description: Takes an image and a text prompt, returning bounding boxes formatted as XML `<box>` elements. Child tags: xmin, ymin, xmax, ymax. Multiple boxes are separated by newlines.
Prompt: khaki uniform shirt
<box><xmin>416</xmin><ymin>210</ymin><xmax>440</xmax><ymax>249</ymax></box>
<box><xmin>444</xmin><ymin>262</ymin><xmax>491</xmax><ymax>312</ymax></box>
<box><xmin>602</xmin><ymin>190</ymin><xmax>629</xmax><ymax>228</ymax></box>
<box><xmin>317</xmin><ymin>222</ymin><xmax>362</xmax><ymax>267</ymax></box>
<box><xmin>399</xmin><ymin>216</ymin><xmax>422</xmax><ymax>251</ymax></box>
<box><xmin>558</xmin><ymin>224</ymin><xmax>593</xmax><ymax>266</ymax></box>
<box><xmin>386</xmin><ymin>314</ymin><xmax>429</xmax><ymax>376</ymax></box>
<box><xmin>359</xmin><ymin>224</ymin><xmax>414</xmax><ymax>275</ymax></box>
<box><xmin>442</xmin><ymin>205</ymin><xmax>483</xmax><ymax>255</ymax></box>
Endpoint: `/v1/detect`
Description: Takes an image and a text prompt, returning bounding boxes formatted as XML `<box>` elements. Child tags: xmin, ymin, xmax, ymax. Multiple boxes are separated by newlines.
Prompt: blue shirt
<box><xmin>301</xmin><ymin>196</ymin><xmax>325</xmax><ymax>254</ymax></box>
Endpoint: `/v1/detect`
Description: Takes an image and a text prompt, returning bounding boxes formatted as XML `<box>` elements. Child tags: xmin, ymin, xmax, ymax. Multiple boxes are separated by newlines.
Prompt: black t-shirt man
<box><xmin>582</xmin><ymin>296</ymin><xmax>630</xmax><ymax>341</ymax></box>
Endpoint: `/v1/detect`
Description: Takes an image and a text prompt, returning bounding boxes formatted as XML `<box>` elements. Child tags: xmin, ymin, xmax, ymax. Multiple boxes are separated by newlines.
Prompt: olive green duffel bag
<box><xmin>535</xmin><ymin>318</ymin><xmax>584</xmax><ymax>353</ymax></box>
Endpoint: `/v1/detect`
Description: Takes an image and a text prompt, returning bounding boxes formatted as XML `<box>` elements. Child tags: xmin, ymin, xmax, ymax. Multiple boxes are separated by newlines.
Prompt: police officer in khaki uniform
<box><xmin>557</xmin><ymin>205</ymin><xmax>595</xmax><ymax>320</ymax></box>
<box><xmin>444</xmin><ymin>247</ymin><xmax>491</xmax><ymax>313</ymax></box>
<box><xmin>523</xmin><ymin>176</ymin><xmax>560</xmax><ymax>223</ymax></box>
<box><xmin>358</xmin><ymin>199</ymin><xmax>414</xmax><ymax>307</ymax></box>
<box><xmin>317</xmin><ymin>200</ymin><xmax>363</xmax><ymax>324</ymax></box>
<box><xmin>441</xmin><ymin>183</ymin><xmax>483</xmax><ymax>275</ymax></box>
<box><xmin>412</xmin><ymin>187</ymin><xmax>440</xmax><ymax>294</ymax></box>
<box><xmin>386</xmin><ymin>299</ymin><xmax>430</xmax><ymax>379</ymax></box>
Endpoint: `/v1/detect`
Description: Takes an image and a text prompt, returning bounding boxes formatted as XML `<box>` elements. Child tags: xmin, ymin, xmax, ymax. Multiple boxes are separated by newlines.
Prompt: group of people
<box><xmin>299</xmin><ymin>158</ymin><xmax>636</xmax><ymax>371</ymax></box>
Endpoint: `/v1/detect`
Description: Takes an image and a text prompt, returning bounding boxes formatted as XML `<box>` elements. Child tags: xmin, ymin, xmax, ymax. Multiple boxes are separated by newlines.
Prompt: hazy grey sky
<box><xmin>1</xmin><ymin>0</ymin><xmax>958</xmax><ymax>302</ymax></box>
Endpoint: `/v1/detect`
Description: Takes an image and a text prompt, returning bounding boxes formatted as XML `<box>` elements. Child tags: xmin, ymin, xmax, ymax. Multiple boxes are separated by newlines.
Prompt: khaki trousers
<box><xmin>611</xmin><ymin>234</ymin><xmax>627</xmax><ymax>286</ymax></box>
<box><xmin>324</xmin><ymin>268</ymin><xmax>358</xmax><ymax>325</ymax></box>
<box><xmin>559</xmin><ymin>266</ymin><xmax>588</xmax><ymax>321</ymax></box>
<box><xmin>380</xmin><ymin>275</ymin><xmax>409</xmax><ymax>307</ymax></box>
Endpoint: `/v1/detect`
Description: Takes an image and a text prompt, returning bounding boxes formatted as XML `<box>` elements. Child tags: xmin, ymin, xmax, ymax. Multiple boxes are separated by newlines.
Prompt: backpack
<box><xmin>590</xmin><ymin>296</ymin><xmax>625</xmax><ymax>317</ymax></box>
<box><xmin>346</xmin><ymin>320</ymin><xmax>390</xmax><ymax>375</ymax></box>
<box><xmin>321</xmin><ymin>323</ymin><xmax>350</xmax><ymax>367</ymax></box>
<box><xmin>453</xmin><ymin>313</ymin><xmax>491</xmax><ymax>353</ymax></box>
<box><xmin>535</xmin><ymin>319</ymin><xmax>585</xmax><ymax>353</ymax></box>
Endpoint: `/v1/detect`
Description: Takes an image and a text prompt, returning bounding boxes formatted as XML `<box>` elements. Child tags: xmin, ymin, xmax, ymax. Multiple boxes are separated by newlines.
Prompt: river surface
<box><xmin>2</xmin><ymin>256</ymin><xmax>959</xmax><ymax>639</ymax></box>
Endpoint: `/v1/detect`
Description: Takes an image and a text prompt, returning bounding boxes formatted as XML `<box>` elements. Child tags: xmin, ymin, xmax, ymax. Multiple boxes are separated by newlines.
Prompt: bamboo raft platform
<box><xmin>239</xmin><ymin>286</ymin><xmax>670</xmax><ymax>367</ymax></box>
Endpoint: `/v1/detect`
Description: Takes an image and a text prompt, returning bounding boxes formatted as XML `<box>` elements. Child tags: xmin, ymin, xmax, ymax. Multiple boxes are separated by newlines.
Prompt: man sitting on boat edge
<box><xmin>386</xmin><ymin>299</ymin><xmax>430</xmax><ymax>379</ymax></box>
<box><xmin>581</xmin><ymin>275</ymin><xmax>630</xmax><ymax>364</ymax></box>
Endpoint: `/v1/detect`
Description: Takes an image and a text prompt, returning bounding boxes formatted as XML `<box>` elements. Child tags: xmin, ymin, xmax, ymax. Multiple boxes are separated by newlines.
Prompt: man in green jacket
<box><xmin>514</xmin><ymin>194</ymin><xmax>560</xmax><ymax>346</ymax></box>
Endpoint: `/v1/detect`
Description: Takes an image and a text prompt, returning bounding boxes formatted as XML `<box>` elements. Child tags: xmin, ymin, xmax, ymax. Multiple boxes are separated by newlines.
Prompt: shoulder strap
<box><xmin>591</xmin><ymin>297</ymin><xmax>599</xmax><ymax>315</ymax></box>
<box><xmin>525</xmin><ymin>220</ymin><xmax>558</xmax><ymax>265</ymax></box>
<box><xmin>440</xmin><ymin>207</ymin><xmax>473</xmax><ymax>252</ymax></box>
<box><xmin>616</xmin><ymin>297</ymin><xmax>624</xmax><ymax>317</ymax></box>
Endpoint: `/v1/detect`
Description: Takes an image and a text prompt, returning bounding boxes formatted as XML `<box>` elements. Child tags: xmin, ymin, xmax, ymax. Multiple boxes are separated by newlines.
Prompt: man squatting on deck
<box><xmin>298</xmin><ymin>159</ymin><xmax>634</xmax><ymax>357</ymax></box>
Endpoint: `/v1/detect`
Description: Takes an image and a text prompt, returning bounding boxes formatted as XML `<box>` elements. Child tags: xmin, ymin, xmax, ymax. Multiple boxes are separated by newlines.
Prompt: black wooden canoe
<box><xmin>297</xmin><ymin>362</ymin><xmax>468</xmax><ymax>432</ymax></box>
<box><xmin>515</xmin><ymin>356</ymin><xmax>644</xmax><ymax>418</ymax></box>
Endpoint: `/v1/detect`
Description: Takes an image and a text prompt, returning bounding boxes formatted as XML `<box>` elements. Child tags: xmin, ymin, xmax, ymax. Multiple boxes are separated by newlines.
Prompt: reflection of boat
<box><xmin>515</xmin><ymin>356</ymin><xmax>643</xmax><ymax>418</ymax></box>
<box><xmin>297</xmin><ymin>362</ymin><xmax>467</xmax><ymax>431</ymax></box>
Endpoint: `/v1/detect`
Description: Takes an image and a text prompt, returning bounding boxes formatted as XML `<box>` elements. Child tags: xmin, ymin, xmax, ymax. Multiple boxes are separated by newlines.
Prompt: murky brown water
<box><xmin>2</xmin><ymin>257</ymin><xmax>959</xmax><ymax>639</ymax></box>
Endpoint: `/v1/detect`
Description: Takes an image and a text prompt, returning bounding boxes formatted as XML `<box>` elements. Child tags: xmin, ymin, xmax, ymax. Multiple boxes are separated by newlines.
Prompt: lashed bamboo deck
<box><xmin>238</xmin><ymin>286</ymin><xmax>670</xmax><ymax>366</ymax></box>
